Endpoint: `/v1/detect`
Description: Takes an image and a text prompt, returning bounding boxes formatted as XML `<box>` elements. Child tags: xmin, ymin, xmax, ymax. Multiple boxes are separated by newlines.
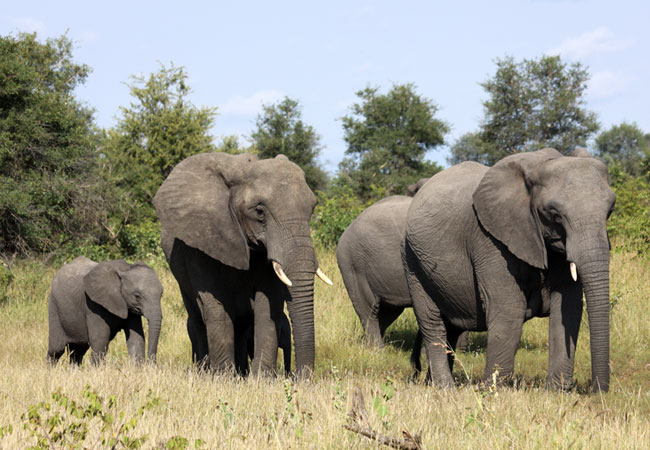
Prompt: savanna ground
<box><xmin>0</xmin><ymin>246</ymin><xmax>649</xmax><ymax>449</ymax></box>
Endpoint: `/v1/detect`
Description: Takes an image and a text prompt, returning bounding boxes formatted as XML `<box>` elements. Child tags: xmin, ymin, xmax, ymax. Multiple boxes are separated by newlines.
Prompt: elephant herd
<box><xmin>47</xmin><ymin>148</ymin><xmax>615</xmax><ymax>393</ymax></box>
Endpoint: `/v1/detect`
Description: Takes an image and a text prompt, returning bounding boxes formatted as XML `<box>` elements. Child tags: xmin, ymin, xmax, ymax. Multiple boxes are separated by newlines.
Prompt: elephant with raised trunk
<box><xmin>154</xmin><ymin>152</ymin><xmax>331</xmax><ymax>377</ymax></box>
<box><xmin>47</xmin><ymin>257</ymin><xmax>163</xmax><ymax>365</ymax></box>
<box><xmin>403</xmin><ymin>148</ymin><xmax>615</xmax><ymax>392</ymax></box>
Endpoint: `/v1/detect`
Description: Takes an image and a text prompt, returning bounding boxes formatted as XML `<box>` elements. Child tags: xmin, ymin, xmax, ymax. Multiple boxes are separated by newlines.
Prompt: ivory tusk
<box><xmin>569</xmin><ymin>262</ymin><xmax>578</xmax><ymax>282</ymax></box>
<box><xmin>272</xmin><ymin>261</ymin><xmax>292</xmax><ymax>287</ymax></box>
<box><xmin>316</xmin><ymin>267</ymin><xmax>333</xmax><ymax>286</ymax></box>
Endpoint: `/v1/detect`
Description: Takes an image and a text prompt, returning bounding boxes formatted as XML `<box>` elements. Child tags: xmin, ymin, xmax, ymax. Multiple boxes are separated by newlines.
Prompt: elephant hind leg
<box><xmin>47</xmin><ymin>294</ymin><xmax>67</xmax><ymax>365</ymax></box>
<box><xmin>47</xmin><ymin>348</ymin><xmax>65</xmax><ymax>365</ymax></box>
<box><xmin>346</xmin><ymin>274</ymin><xmax>382</xmax><ymax>347</ymax></box>
<box><xmin>68</xmin><ymin>343</ymin><xmax>89</xmax><ymax>365</ymax></box>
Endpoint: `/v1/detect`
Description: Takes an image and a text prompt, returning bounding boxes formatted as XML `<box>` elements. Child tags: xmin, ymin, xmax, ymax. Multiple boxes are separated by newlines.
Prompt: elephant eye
<box><xmin>254</xmin><ymin>205</ymin><xmax>265</xmax><ymax>220</ymax></box>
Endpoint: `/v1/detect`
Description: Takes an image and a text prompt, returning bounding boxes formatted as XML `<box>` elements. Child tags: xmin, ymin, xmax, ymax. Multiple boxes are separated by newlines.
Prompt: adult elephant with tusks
<box><xmin>154</xmin><ymin>152</ymin><xmax>332</xmax><ymax>377</ymax></box>
<box><xmin>403</xmin><ymin>148</ymin><xmax>615</xmax><ymax>392</ymax></box>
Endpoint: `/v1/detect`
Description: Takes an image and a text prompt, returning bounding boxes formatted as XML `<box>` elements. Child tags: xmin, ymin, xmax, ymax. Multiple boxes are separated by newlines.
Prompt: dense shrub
<box><xmin>608</xmin><ymin>173</ymin><xmax>650</xmax><ymax>255</ymax></box>
<box><xmin>311</xmin><ymin>187</ymin><xmax>375</xmax><ymax>249</ymax></box>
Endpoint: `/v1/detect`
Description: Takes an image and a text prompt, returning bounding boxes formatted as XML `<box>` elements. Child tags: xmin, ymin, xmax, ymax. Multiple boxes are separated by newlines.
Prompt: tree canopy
<box><xmin>250</xmin><ymin>97</ymin><xmax>328</xmax><ymax>192</ymax></box>
<box><xmin>339</xmin><ymin>83</ymin><xmax>447</xmax><ymax>199</ymax></box>
<box><xmin>102</xmin><ymin>63</ymin><xmax>217</xmax><ymax>215</ymax></box>
<box><xmin>595</xmin><ymin>122</ymin><xmax>649</xmax><ymax>177</ymax></box>
<box><xmin>449</xmin><ymin>55</ymin><xmax>599</xmax><ymax>166</ymax></box>
<box><xmin>0</xmin><ymin>33</ymin><xmax>100</xmax><ymax>256</ymax></box>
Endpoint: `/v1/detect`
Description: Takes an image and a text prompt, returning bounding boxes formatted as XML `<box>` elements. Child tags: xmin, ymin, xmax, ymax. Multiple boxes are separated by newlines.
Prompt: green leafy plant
<box><xmin>311</xmin><ymin>187</ymin><xmax>373</xmax><ymax>249</ymax></box>
<box><xmin>21</xmin><ymin>386</ymin><xmax>160</xmax><ymax>449</ymax></box>
<box><xmin>372</xmin><ymin>378</ymin><xmax>395</xmax><ymax>429</ymax></box>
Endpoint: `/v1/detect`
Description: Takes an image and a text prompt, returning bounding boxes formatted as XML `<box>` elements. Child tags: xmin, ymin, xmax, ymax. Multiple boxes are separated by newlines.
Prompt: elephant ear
<box><xmin>472</xmin><ymin>148</ymin><xmax>563</xmax><ymax>270</ymax></box>
<box><xmin>83</xmin><ymin>261</ymin><xmax>129</xmax><ymax>319</ymax></box>
<box><xmin>153</xmin><ymin>152</ymin><xmax>257</xmax><ymax>270</ymax></box>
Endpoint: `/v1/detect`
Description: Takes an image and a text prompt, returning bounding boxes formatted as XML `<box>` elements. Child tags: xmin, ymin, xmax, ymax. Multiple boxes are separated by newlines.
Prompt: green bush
<box><xmin>117</xmin><ymin>220</ymin><xmax>163</xmax><ymax>259</ymax></box>
<box><xmin>311</xmin><ymin>187</ymin><xmax>374</xmax><ymax>249</ymax></box>
<box><xmin>608</xmin><ymin>174</ymin><xmax>650</xmax><ymax>255</ymax></box>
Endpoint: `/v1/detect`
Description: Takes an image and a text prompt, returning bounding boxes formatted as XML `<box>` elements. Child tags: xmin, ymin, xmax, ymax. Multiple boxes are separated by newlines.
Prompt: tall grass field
<box><xmin>0</xmin><ymin>246</ymin><xmax>649</xmax><ymax>448</ymax></box>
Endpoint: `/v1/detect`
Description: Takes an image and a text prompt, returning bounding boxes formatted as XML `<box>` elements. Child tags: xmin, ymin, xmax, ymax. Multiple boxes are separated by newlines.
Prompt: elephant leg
<box><xmin>405</xmin><ymin>264</ymin><xmax>454</xmax><ymax>387</ymax></box>
<box><xmin>444</xmin><ymin>322</ymin><xmax>464</xmax><ymax>373</ymax></box>
<box><xmin>234</xmin><ymin>318</ymin><xmax>252</xmax><ymax>376</ymax></box>
<box><xmin>68</xmin><ymin>343</ymin><xmax>89</xmax><ymax>365</ymax></box>
<box><xmin>125</xmin><ymin>315</ymin><xmax>146</xmax><ymax>363</ymax></box>
<box><xmin>87</xmin><ymin>312</ymin><xmax>114</xmax><ymax>365</ymax></box>
<box><xmin>547</xmin><ymin>283</ymin><xmax>583</xmax><ymax>390</ymax></box>
<box><xmin>346</xmin><ymin>273</ymin><xmax>383</xmax><ymax>347</ymax></box>
<box><xmin>176</xmin><ymin>285</ymin><xmax>209</xmax><ymax>367</ymax></box>
<box><xmin>456</xmin><ymin>331</ymin><xmax>470</xmax><ymax>353</ymax></box>
<box><xmin>250</xmin><ymin>287</ymin><xmax>281</xmax><ymax>377</ymax></box>
<box><xmin>47</xmin><ymin>294</ymin><xmax>66</xmax><ymax>365</ymax></box>
<box><xmin>201</xmin><ymin>297</ymin><xmax>236</xmax><ymax>373</ymax></box>
<box><xmin>483</xmin><ymin>299</ymin><xmax>526</xmax><ymax>385</ymax></box>
<box><xmin>378</xmin><ymin>304</ymin><xmax>405</xmax><ymax>339</ymax></box>
<box><xmin>410</xmin><ymin>329</ymin><xmax>423</xmax><ymax>375</ymax></box>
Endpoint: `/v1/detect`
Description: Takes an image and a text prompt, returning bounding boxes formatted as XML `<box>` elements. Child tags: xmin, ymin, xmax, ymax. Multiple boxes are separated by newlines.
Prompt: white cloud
<box><xmin>7</xmin><ymin>16</ymin><xmax>46</xmax><ymax>34</ymax></box>
<box><xmin>548</xmin><ymin>27</ymin><xmax>633</xmax><ymax>59</ymax></box>
<box><xmin>588</xmin><ymin>71</ymin><xmax>632</xmax><ymax>99</ymax></box>
<box><xmin>219</xmin><ymin>90</ymin><xmax>285</xmax><ymax>116</ymax></box>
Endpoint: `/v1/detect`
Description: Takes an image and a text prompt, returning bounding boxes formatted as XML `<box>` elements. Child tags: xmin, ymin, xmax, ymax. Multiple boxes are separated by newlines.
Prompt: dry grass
<box><xmin>0</xmin><ymin>248</ymin><xmax>649</xmax><ymax>448</ymax></box>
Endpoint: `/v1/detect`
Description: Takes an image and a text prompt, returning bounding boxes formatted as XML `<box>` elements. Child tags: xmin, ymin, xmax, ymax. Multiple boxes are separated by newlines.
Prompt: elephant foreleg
<box><xmin>68</xmin><ymin>343</ymin><xmax>89</xmax><ymax>365</ymax></box>
<box><xmin>202</xmin><ymin>299</ymin><xmax>236</xmax><ymax>373</ymax></box>
<box><xmin>405</xmin><ymin>258</ymin><xmax>455</xmax><ymax>387</ymax></box>
<box><xmin>87</xmin><ymin>311</ymin><xmax>113</xmax><ymax>365</ymax></box>
<box><xmin>250</xmin><ymin>288</ymin><xmax>280</xmax><ymax>377</ymax></box>
<box><xmin>483</xmin><ymin>301</ymin><xmax>526</xmax><ymax>385</ymax></box>
<box><xmin>546</xmin><ymin>283</ymin><xmax>583</xmax><ymax>390</ymax></box>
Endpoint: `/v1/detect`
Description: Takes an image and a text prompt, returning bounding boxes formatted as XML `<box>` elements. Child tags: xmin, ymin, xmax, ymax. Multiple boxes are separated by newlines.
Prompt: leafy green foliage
<box><xmin>608</xmin><ymin>174</ymin><xmax>650</xmax><ymax>254</ymax></box>
<box><xmin>250</xmin><ymin>97</ymin><xmax>328</xmax><ymax>192</ymax></box>
<box><xmin>102</xmin><ymin>63</ymin><xmax>217</xmax><ymax>216</ymax></box>
<box><xmin>450</xmin><ymin>55</ymin><xmax>599</xmax><ymax>166</ymax></box>
<box><xmin>447</xmin><ymin>132</ymin><xmax>491</xmax><ymax>166</ymax></box>
<box><xmin>0</xmin><ymin>32</ymin><xmax>102</xmax><ymax>256</ymax></box>
<box><xmin>311</xmin><ymin>187</ymin><xmax>374</xmax><ymax>249</ymax></box>
<box><xmin>340</xmin><ymin>83</ymin><xmax>447</xmax><ymax>199</ymax></box>
<box><xmin>595</xmin><ymin>122</ymin><xmax>650</xmax><ymax>176</ymax></box>
<box><xmin>21</xmin><ymin>386</ymin><xmax>160</xmax><ymax>449</ymax></box>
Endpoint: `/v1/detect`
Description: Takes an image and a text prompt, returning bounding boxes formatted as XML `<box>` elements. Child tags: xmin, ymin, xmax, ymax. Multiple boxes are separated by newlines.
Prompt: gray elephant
<box><xmin>403</xmin><ymin>148</ymin><xmax>615</xmax><ymax>392</ymax></box>
<box><xmin>47</xmin><ymin>257</ymin><xmax>163</xmax><ymax>365</ymax></box>
<box><xmin>154</xmin><ymin>152</ymin><xmax>331</xmax><ymax>377</ymax></box>
<box><xmin>337</xmin><ymin>191</ymin><xmax>468</xmax><ymax>361</ymax></box>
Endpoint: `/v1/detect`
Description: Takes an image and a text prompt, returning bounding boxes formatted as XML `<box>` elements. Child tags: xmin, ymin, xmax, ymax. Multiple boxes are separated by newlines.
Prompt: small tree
<box><xmin>250</xmin><ymin>97</ymin><xmax>328</xmax><ymax>192</ymax></box>
<box><xmin>595</xmin><ymin>122</ymin><xmax>649</xmax><ymax>177</ymax></box>
<box><xmin>103</xmin><ymin>63</ymin><xmax>217</xmax><ymax>214</ymax></box>
<box><xmin>340</xmin><ymin>83</ymin><xmax>447</xmax><ymax>199</ymax></box>
<box><xmin>0</xmin><ymin>32</ymin><xmax>101</xmax><ymax>255</ymax></box>
<box><xmin>447</xmin><ymin>132</ymin><xmax>491</xmax><ymax>166</ymax></box>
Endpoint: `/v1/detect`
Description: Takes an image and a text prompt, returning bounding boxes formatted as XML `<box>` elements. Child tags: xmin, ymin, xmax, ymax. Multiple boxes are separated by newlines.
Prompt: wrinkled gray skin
<box><xmin>404</xmin><ymin>149</ymin><xmax>615</xmax><ymax>392</ymax></box>
<box><xmin>337</xmin><ymin>188</ymin><xmax>468</xmax><ymax>372</ymax></box>
<box><xmin>337</xmin><ymin>196</ymin><xmax>419</xmax><ymax>349</ymax></box>
<box><xmin>47</xmin><ymin>257</ymin><xmax>163</xmax><ymax>365</ymax></box>
<box><xmin>245</xmin><ymin>312</ymin><xmax>291</xmax><ymax>375</ymax></box>
<box><xmin>154</xmin><ymin>153</ymin><xmax>319</xmax><ymax>377</ymax></box>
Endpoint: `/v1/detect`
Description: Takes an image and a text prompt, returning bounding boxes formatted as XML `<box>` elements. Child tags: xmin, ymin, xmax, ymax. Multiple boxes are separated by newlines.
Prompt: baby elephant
<box><xmin>47</xmin><ymin>256</ymin><xmax>163</xmax><ymax>365</ymax></box>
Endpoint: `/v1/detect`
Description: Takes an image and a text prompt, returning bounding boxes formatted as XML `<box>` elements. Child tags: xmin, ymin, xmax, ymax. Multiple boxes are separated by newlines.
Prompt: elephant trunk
<box><xmin>269</xmin><ymin>229</ymin><xmax>316</xmax><ymax>379</ymax></box>
<box><xmin>569</xmin><ymin>230</ymin><xmax>611</xmax><ymax>393</ymax></box>
<box><xmin>144</xmin><ymin>306</ymin><xmax>162</xmax><ymax>363</ymax></box>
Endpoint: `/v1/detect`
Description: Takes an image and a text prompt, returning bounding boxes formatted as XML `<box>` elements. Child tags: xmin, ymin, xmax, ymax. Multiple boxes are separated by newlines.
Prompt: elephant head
<box><xmin>153</xmin><ymin>152</ymin><xmax>329</xmax><ymax>376</ymax></box>
<box><xmin>473</xmin><ymin>148</ymin><xmax>615</xmax><ymax>392</ymax></box>
<box><xmin>83</xmin><ymin>260</ymin><xmax>163</xmax><ymax>361</ymax></box>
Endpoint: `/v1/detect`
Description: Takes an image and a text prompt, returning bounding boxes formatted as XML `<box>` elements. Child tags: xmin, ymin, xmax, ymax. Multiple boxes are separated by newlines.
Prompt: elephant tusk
<box><xmin>272</xmin><ymin>261</ymin><xmax>293</xmax><ymax>287</ymax></box>
<box><xmin>316</xmin><ymin>267</ymin><xmax>333</xmax><ymax>286</ymax></box>
<box><xmin>569</xmin><ymin>262</ymin><xmax>578</xmax><ymax>282</ymax></box>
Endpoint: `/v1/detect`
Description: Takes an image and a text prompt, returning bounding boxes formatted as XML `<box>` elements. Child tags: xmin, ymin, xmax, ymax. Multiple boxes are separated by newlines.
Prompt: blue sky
<box><xmin>2</xmin><ymin>1</ymin><xmax>648</xmax><ymax>172</ymax></box>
